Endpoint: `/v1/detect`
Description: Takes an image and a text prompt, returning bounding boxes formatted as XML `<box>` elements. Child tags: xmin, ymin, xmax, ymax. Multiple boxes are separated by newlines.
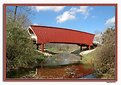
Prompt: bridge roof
<box><xmin>28</xmin><ymin>25</ymin><xmax>95</xmax><ymax>46</ymax></box>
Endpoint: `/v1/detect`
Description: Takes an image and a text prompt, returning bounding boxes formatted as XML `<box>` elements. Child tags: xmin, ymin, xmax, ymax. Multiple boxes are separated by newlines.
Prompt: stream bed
<box><xmin>37</xmin><ymin>53</ymin><xmax>95</xmax><ymax>79</ymax></box>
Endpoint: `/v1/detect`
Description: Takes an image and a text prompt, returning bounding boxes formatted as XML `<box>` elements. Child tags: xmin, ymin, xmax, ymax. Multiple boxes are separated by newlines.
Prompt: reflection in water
<box><xmin>37</xmin><ymin>53</ymin><xmax>94</xmax><ymax>79</ymax></box>
<box><xmin>44</xmin><ymin>53</ymin><xmax>81</xmax><ymax>66</ymax></box>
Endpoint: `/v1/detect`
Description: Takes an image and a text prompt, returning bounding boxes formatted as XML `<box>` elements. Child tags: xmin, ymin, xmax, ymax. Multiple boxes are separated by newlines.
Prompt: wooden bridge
<box><xmin>28</xmin><ymin>25</ymin><xmax>95</xmax><ymax>52</ymax></box>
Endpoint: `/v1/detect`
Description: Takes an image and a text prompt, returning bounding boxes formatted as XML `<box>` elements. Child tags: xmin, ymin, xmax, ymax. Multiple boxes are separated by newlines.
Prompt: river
<box><xmin>37</xmin><ymin>53</ymin><xmax>95</xmax><ymax>79</ymax></box>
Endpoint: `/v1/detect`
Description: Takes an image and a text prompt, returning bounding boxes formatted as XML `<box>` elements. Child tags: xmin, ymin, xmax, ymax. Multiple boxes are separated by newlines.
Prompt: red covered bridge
<box><xmin>28</xmin><ymin>25</ymin><xmax>95</xmax><ymax>52</ymax></box>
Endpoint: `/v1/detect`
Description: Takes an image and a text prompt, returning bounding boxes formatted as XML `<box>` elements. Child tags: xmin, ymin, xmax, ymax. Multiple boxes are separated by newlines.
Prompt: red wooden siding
<box><xmin>28</xmin><ymin>25</ymin><xmax>95</xmax><ymax>46</ymax></box>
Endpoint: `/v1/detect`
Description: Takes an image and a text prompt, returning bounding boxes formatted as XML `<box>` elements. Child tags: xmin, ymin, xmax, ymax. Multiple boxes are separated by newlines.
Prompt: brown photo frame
<box><xmin>3</xmin><ymin>3</ymin><xmax>118</xmax><ymax>82</ymax></box>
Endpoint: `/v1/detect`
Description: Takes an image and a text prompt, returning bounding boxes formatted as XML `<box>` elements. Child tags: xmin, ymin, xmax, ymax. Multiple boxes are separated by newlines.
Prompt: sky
<box><xmin>7</xmin><ymin>6</ymin><xmax>115</xmax><ymax>34</ymax></box>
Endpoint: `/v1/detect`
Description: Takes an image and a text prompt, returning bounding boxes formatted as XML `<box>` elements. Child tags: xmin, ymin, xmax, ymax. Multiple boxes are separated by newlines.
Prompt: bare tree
<box><xmin>13</xmin><ymin>6</ymin><xmax>18</xmax><ymax>22</ymax></box>
<box><xmin>6</xmin><ymin>6</ymin><xmax>33</xmax><ymax>29</ymax></box>
<box><xmin>93</xmin><ymin>30</ymin><xmax>102</xmax><ymax>45</ymax></box>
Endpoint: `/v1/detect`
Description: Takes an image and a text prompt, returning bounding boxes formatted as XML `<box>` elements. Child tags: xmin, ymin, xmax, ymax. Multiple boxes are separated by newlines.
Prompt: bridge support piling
<box><xmin>41</xmin><ymin>44</ymin><xmax>44</xmax><ymax>52</ymax></box>
<box><xmin>87</xmin><ymin>45</ymin><xmax>91</xmax><ymax>50</ymax></box>
<box><xmin>80</xmin><ymin>45</ymin><xmax>82</xmax><ymax>51</ymax></box>
<box><xmin>89</xmin><ymin>45</ymin><xmax>91</xmax><ymax>50</ymax></box>
<box><xmin>36</xmin><ymin>44</ymin><xmax>39</xmax><ymax>50</ymax></box>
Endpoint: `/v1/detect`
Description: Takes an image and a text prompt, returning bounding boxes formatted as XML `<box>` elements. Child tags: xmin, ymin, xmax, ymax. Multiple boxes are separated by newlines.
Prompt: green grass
<box><xmin>82</xmin><ymin>64</ymin><xmax>93</xmax><ymax>69</ymax></box>
<box><xmin>81</xmin><ymin>50</ymin><xmax>97</xmax><ymax>67</ymax></box>
<box><xmin>47</xmin><ymin>47</ymin><xmax>70</xmax><ymax>53</ymax></box>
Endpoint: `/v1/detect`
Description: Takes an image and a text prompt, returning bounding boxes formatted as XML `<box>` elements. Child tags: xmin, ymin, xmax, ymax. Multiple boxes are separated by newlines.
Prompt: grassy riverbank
<box><xmin>81</xmin><ymin>47</ymin><xmax>115</xmax><ymax>79</ymax></box>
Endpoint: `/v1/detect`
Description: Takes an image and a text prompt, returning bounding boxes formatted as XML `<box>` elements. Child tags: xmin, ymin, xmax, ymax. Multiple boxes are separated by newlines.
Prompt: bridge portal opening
<box><xmin>28</xmin><ymin>28</ymin><xmax>37</xmax><ymax>43</ymax></box>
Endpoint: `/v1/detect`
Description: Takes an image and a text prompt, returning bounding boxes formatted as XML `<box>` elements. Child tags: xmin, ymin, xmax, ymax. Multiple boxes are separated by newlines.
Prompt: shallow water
<box><xmin>81</xmin><ymin>74</ymin><xmax>96</xmax><ymax>78</ymax></box>
<box><xmin>44</xmin><ymin>53</ymin><xmax>81</xmax><ymax>66</ymax></box>
<box><xmin>37</xmin><ymin>53</ymin><xmax>95</xmax><ymax>79</ymax></box>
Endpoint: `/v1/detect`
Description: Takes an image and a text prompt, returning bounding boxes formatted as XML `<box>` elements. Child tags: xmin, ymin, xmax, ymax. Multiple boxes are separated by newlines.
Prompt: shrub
<box><xmin>6</xmin><ymin>26</ymin><xmax>45</xmax><ymax>73</ymax></box>
<box><xmin>93</xmin><ymin>28</ymin><xmax>115</xmax><ymax>79</ymax></box>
